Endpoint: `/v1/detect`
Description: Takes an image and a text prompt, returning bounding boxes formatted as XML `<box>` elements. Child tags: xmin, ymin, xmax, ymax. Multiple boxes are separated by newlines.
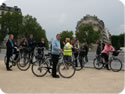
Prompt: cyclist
<box><xmin>37</xmin><ymin>38</ymin><xmax>46</xmax><ymax>57</ymax></box>
<box><xmin>20</xmin><ymin>37</ymin><xmax>28</xmax><ymax>56</ymax></box>
<box><xmin>74</xmin><ymin>39</ymin><xmax>80</xmax><ymax>67</ymax></box>
<box><xmin>6</xmin><ymin>34</ymin><xmax>19</xmax><ymax>71</ymax></box>
<box><xmin>28</xmin><ymin>34</ymin><xmax>36</xmax><ymax>60</ymax></box>
<box><xmin>101</xmin><ymin>40</ymin><xmax>115</xmax><ymax>70</ymax></box>
<box><xmin>63</xmin><ymin>38</ymin><xmax>72</xmax><ymax>63</ymax></box>
<box><xmin>79</xmin><ymin>44</ymin><xmax>88</xmax><ymax>67</ymax></box>
<box><xmin>51</xmin><ymin>34</ymin><xmax>62</xmax><ymax>78</ymax></box>
<box><xmin>96</xmin><ymin>41</ymin><xmax>102</xmax><ymax>56</ymax></box>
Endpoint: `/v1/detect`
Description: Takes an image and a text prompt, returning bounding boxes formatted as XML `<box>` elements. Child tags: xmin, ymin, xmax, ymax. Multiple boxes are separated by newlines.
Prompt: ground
<box><xmin>0</xmin><ymin>60</ymin><xmax>124</xmax><ymax>93</ymax></box>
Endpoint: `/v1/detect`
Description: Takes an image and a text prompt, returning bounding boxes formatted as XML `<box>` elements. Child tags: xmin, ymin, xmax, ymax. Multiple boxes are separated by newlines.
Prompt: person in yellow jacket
<box><xmin>63</xmin><ymin>38</ymin><xmax>72</xmax><ymax>62</ymax></box>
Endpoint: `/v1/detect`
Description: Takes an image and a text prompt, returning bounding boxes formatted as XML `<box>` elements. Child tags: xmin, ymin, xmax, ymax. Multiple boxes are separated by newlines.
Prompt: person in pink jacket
<box><xmin>101</xmin><ymin>41</ymin><xmax>115</xmax><ymax>70</ymax></box>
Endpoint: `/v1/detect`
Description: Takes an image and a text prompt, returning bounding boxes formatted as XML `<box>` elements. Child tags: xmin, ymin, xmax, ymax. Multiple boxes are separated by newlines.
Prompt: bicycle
<box><xmin>17</xmin><ymin>46</ymin><xmax>45</xmax><ymax>71</ymax></box>
<box><xmin>16</xmin><ymin>47</ymin><xmax>31</xmax><ymax>71</ymax></box>
<box><xmin>93</xmin><ymin>50</ymin><xmax>122</xmax><ymax>72</ymax></box>
<box><xmin>31</xmin><ymin>52</ymin><xmax>76</xmax><ymax>78</ymax></box>
<box><xmin>4</xmin><ymin>47</ymin><xmax>29</xmax><ymax>70</ymax></box>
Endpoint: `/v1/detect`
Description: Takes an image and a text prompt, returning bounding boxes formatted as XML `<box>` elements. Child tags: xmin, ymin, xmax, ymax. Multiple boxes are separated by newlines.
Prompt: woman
<box><xmin>20</xmin><ymin>38</ymin><xmax>28</xmax><ymax>47</ymax></box>
<box><xmin>101</xmin><ymin>41</ymin><xmax>115</xmax><ymax>70</ymax></box>
<box><xmin>20</xmin><ymin>38</ymin><xmax>28</xmax><ymax>56</ymax></box>
<box><xmin>63</xmin><ymin>38</ymin><xmax>72</xmax><ymax>62</ymax></box>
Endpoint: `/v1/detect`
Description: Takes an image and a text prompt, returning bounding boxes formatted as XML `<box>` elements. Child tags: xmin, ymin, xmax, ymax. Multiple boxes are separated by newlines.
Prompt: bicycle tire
<box><xmin>93</xmin><ymin>58</ymin><xmax>104</xmax><ymax>70</ymax></box>
<box><xmin>17</xmin><ymin>58</ymin><xmax>31</xmax><ymax>71</ymax></box>
<box><xmin>110</xmin><ymin>58</ymin><xmax>122</xmax><ymax>72</ymax></box>
<box><xmin>31</xmin><ymin>61</ymin><xmax>48</xmax><ymax>77</ymax></box>
<box><xmin>58</xmin><ymin>62</ymin><xmax>75</xmax><ymax>78</ymax></box>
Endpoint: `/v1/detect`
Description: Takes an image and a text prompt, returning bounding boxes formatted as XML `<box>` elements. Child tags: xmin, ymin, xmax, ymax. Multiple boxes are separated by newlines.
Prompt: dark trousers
<box><xmin>6</xmin><ymin>54</ymin><xmax>11</xmax><ymax>69</ymax></box>
<box><xmin>6</xmin><ymin>50</ymin><xmax>19</xmax><ymax>69</ymax></box>
<box><xmin>79</xmin><ymin>55</ymin><xmax>84</xmax><ymax>67</ymax></box>
<box><xmin>74</xmin><ymin>52</ymin><xmax>78</xmax><ymax>67</ymax></box>
<box><xmin>64</xmin><ymin>56</ymin><xmax>72</xmax><ymax>62</ymax></box>
<box><xmin>52</xmin><ymin>54</ymin><xmax>59</xmax><ymax>76</ymax></box>
<box><xmin>85</xmin><ymin>55</ymin><xmax>88</xmax><ymax>62</ymax></box>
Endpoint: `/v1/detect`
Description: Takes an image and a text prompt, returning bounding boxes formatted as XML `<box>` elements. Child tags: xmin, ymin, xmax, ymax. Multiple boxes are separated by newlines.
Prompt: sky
<box><xmin>3</xmin><ymin>0</ymin><xmax>125</xmax><ymax>40</ymax></box>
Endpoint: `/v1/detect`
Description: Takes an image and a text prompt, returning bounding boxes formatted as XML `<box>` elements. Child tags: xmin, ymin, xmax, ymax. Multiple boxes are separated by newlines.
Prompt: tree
<box><xmin>76</xmin><ymin>24</ymin><xmax>101</xmax><ymax>45</ymax></box>
<box><xmin>111</xmin><ymin>33</ymin><xmax>125</xmax><ymax>50</ymax></box>
<box><xmin>22</xmin><ymin>15</ymin><xmax>48</xmax><ymax>48</ymax></box>
<box><xmin>0</xmin><ymin>12</ymin><xmax>48</xmax><ymax>48</ymax></box>
<box><xmin>0</xmin><ymin>11</ymin><xmax>23</xmax><ymax>45</ymax></box>
<box><xmin>60</xmin><ymin>31</ymin><xmax>73</xmax><ymax>48</ymax></box>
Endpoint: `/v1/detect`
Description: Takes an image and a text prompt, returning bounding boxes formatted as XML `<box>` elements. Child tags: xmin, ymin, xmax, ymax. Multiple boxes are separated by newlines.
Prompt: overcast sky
<box><xmin>4</xmin><ymin>0</ymin><xmax>125</xmax><ymax>40</ymax></box>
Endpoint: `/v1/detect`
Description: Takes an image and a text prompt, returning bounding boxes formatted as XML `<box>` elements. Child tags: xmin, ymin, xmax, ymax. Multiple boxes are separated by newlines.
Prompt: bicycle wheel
<box><xmin>31</xmin><ymin>61</ymin><xmax>48</xmax><ymax>77</ymax></box>
<box><xmin>17</xmin><ymin>57</ymin><xmax>31</xmax><ymax>71</ymax></box>
<box><xmin>93</xmin><ymin>57</ymin><xmax>104</xmax><ymax>70</ymax></box>
<box><xmin>58</xmin><ymin>62</ymin><xmax>75</xmax><ymax>78</ymax></box>
<box><xmin>110</xmin><ymin>58</ymin><xmax>122</xmax><ymax>72</ymax></box>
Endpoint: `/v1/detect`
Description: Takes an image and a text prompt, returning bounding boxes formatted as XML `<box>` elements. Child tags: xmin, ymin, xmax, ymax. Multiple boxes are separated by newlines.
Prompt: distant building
<box><xmin>0</xmin><ymin>3</ymin><xmax>22</xmax><ymax>47</ymax></box>
<box><xmin>76</xmin><ymin>15</ymin><xmax>110</xmax><ymax>44</ymax></box>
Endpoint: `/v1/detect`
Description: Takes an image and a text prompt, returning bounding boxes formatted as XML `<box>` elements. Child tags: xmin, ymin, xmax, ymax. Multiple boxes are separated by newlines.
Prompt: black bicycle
<box><xmin>93</xmin><ymin>50</ymin><xmax>122</xmax><ymax>72</ymax></box>
<box><xmin>16</xmin><ymin>47</ymin><xmax>31</xmax><ymax>71</ymax></box>
<box><xmin>4</xmin><ymin>47</ymin><xmax>29</xmax><ymax>70</ymax></box>
<box><xmin>17</xmin><ymin>46</ymin><xmax>45</xmax><ymax>71</ymax></box>
<box><xmin>31</xmin><ymin>52</ymin><xmax>76</xmax><ymax>78</ymax></box>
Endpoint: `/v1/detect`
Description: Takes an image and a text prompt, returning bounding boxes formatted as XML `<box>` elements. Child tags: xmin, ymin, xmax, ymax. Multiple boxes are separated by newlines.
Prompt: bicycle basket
<box><xmin>112</xmin><ymin>51</ymin><xmax>119</xmax><ymax>56</ymax></box>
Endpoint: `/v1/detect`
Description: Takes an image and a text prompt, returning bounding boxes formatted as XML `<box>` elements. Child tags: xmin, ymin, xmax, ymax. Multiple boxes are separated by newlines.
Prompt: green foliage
<box><xmin>0</xmin><ymin>11</ymin><xmax>23</xmax><ymax>41</ymax></box>
<box><xmin>0</xmin><ymin>12</ymin><xmax>48</xmax><ymax>47</ymax></box>
<box><xmin>111</xmin><ymin>33</ymin><xmax>125</xmax><ymax>50</ymax></box>
<box><xmin>60</xmin><ymin>31</ymin><xmax>73</xmax><ymax>48</ymax></box>
<box><xmin>76</xmin><ymin>24</ymin><xmax>101</xmax><ymax>45</ymax></box>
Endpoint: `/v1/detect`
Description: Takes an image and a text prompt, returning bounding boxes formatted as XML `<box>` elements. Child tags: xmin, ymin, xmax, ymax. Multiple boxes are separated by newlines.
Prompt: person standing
<box><xmin>84</xmin><ymin>44</ymin><xmax>89</xmax><ymax>62</ymax></box>
<box><xmin>6</xmin><ymin>34</ymin><xmax>18</xmax><ymax>71</ymax></box>
<box><xmin>96</xmin><ymin>41</ymin><xmax>102</xmax><ymax>56</ymax></box>
<box><xmin>74</xmin><ymin>39</ymin><xmax>80</xmax><ymax>67</ymax></box>
<box><xmin>37</xmin><ymin>38</ymin><xmax>46</xmax><ymax>56</ymax></box>
<box><xmin>38</xmin><ymin>38</ymin><xmax>46</xmax><ymax>50</ymax></box>
<box><xmin>28</xmin><ymin>34</ymin><xmax>35</xmax><ymax>59</ymax></box>
<box><xmin>20</xmin><ymin>37</ymin><xmax>28</xmax><ymax>57</ymax></box>
<box><xmin>63</xmin><ymin>38</ymin><xmax>72</xmax><ymax>62</ymax></box>
<box><xmin>51</xmin><ymin>34</ymin><xmax>61</xmax><ymax>78</ymax></box>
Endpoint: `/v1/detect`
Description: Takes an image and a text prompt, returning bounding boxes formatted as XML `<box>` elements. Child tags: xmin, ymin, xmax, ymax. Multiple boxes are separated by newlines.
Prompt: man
<box><xmin>96</xmin><ymin>41</ymin><xmax>102</xmax><ymax>56</ymax></box>
<box><xmin>28</xmin><ymin>34</ymin><xmax>35</xmax><ymax>59</ymax></box>
<box><xmin>6</xmin><ymin>34</ymin><xmax>18</xmax><ymax>71</ymax></box>
<box><xmin>74</xmin><ymin>39</ymin><xmax>80</xmax><ymax>67</ymax></box>
<box><xmin>83</xmin><ymin>44</ymin><xmax>89</xmax><ymax>62</ymax></box>
<box><xmin>51</xmin><ymin>34</ymin><xmax>61</xmax><ymax>78</ymax></box>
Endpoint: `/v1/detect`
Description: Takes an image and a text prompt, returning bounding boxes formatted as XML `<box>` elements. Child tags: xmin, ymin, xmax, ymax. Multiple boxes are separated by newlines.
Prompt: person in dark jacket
<box><xmin>79</xmin><ymin>44</ymin><xmax>89</xmax><ymax>65</ymax></box>
<box><xmin>6</xmin><ymin>34</ymin><xmax>19</xmax><ymax>71</ymax></box>
<box><xmin>37</xmin><ymin>38</ymin><xmax>46</xmax><ymax>55</ymax></box>
<box><xmin>28</xmin><ymin>34</ymin><xmax>35</xmax><ymax>59</ymax></box>
<box><xmin>96</xmin><ymin>41</ymin><xmax>102</xmax><ymax>55</ymax></box>
<box><xmin>38</xmin><ymin>38</ymin><xmax>46</xmax><ymax>48</ymax></box>
<box><xmin>20</xmin><ymin>38</ymin><xmax>28</xmax><ymax>56</ymax></box>
<box><xmin>74</xmin><ymin>39</ymin><xmax>80</xmax><ymax>67</ymax></box>
<box><xmin>84</xmin><ymin>44</ymin><xmax>89</xmax><ymax>62</ymax></box>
